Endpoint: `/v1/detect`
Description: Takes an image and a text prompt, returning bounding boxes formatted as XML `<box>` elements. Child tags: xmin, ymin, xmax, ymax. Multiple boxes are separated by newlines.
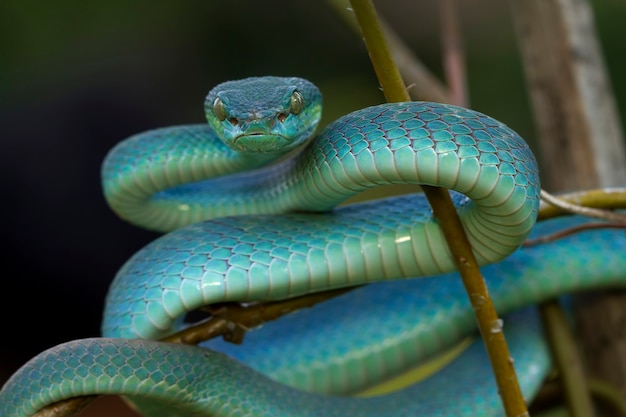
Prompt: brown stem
<box><xmin>162</xmin><ymin>288</ymin><xmax>356</xmax><ymax>345</ymax></box>
<box><xmin>347</xmin><ymin>1</ymin><xmax>528</xmax><ymax>416</ymax></box>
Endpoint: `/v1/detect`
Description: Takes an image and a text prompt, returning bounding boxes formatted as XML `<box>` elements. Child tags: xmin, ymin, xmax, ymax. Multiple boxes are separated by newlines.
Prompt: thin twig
<box><xmin>32</xmin><ymin>397</ymin><xmax>95</xmax><ymax>417</ymax></box>
<box><xmin>537</xmin><ymin>188</ymin><xmax>626</xmax><ymax>220</ymax></box>
<box><xmin>162</xmin><ymin>288</ymin><xmax>356</xmax><ymax>345</ymax></box>
<box><xmin>347</xmin><ymin>1</ymin><xmax>528</xmax><ymax>416</ymax></box>
<box><xmin>539</xmin><ymin>300</ymin><xmax>596</xmax><ymax>417</ymax></box>
<box><xmin>541</xmin><ymin>189</ymin><xmax>626</xmax><ymax>223</ymax></box>
<box><xmin>524</xmin><ymin>222</ymin><xmax>626</xmax><ymax>247</ymax></box>
<box><xmin>587</xmin><ymin>379</ymin><xmax>626</xmax><ymax>416</ymax></box>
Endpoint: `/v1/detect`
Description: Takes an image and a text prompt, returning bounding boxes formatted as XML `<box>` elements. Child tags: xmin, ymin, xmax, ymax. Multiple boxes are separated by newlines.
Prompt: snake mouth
<box><xmin>232</xmin><ymin>134</ymin><xmax>291</xmax><ymax>153</ymax></box>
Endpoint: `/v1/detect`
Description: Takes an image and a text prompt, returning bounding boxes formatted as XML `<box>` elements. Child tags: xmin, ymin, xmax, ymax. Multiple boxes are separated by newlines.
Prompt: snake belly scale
<box><xmin>1</xmin><ymin>76</ymin><xmax>623</xmax><ymax>417</ymax></box>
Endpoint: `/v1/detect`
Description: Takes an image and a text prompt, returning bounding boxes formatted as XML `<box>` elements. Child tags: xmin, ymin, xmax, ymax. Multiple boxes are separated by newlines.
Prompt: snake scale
<box><xmin>1</xmin><ymin>76</ymin><xmax>625</xmax><ymax>416</ymax></box>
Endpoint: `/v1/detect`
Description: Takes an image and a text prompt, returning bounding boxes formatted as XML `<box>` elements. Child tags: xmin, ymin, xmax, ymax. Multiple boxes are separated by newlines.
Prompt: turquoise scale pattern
<box><xmin>5</xmin><ymin>75</ymin><xmax>591</xmax><ymax>417</ymax></box>
<box><xmin>100</xmin><ymin>101</ymin><xmax>541</xmax><ymax>345</ymax></box>
<box><xmin>101</xmin><ymin>124</ymin><xmax>277</xmax><ymax>231</ymax></box>
<box><xmin>201</xmin><ymin>215</ymin><xmax>626</xmax><ymax>395</ymax></box>
<box><xmin>102</xmin><ymin>102</ymin><xmax>539</xmax><ymax>235</ymax></box>
<box><xmin>1</xmin><ymin>309</ymin><xmax>551</xmax><ymax>417</ymax></box>
<box><xmin>3</xmin><ymin>219</ymin><xmax>625</xmax><ymax>417</ymax></box>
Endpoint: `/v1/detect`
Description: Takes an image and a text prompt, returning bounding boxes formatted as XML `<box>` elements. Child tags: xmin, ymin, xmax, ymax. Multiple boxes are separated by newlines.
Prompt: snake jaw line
<box><xmin>231</xmin><ymin>133</ymin><xmax>292</xmax><ymax>153</ymax></box>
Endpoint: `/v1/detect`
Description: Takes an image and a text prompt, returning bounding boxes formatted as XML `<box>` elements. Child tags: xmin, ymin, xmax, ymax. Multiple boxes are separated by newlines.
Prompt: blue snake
<box><xmin>1</xmin><ymin>76</ymin><xmax>625</xmax><ymax>416</ymax></box>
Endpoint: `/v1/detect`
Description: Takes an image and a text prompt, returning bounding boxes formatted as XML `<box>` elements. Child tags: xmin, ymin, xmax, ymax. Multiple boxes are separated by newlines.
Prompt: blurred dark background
<box><xmin>1</xmin><ymin>0</ymin><xmax>625</xmax><ymax>389</ymax></box>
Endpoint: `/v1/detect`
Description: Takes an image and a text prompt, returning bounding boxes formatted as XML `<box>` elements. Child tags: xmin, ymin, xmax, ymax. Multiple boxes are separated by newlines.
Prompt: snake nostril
<box><xmin>277</xmin><ymin>113</ymin><xmax>287</xmax><ymax>123</ymax></box>
<box><xmin>229</xmin><ymin>117</ymin><xmax>239</xmax><ymax>126</ymax></box>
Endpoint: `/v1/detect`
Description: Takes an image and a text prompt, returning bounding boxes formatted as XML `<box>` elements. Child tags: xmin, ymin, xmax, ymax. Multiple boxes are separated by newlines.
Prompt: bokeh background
<box><xmin>1</xmin><ymin>0</ymin><xmax>625</xmax><ymax>413</ymax></box>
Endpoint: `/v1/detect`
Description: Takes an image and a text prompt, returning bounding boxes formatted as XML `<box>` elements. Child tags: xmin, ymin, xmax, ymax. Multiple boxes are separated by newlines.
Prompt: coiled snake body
<box><xmin>1</xmin><ymin>77</ymin><xmax>625</xmax><ymax>416</ymax></box>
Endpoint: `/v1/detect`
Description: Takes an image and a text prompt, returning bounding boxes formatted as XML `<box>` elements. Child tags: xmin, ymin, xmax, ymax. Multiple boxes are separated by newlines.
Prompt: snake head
<box><xmin>204</xmin><ymin>76</ymin><xmax>322</xmax><ymax>154</ymax></box>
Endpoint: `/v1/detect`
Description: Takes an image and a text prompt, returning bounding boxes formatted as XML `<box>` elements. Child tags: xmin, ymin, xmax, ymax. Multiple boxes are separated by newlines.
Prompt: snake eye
<box><xmin>213</xmin><ymin>97</ymin><xmax>227</xmax><ymax>121</ymax></box>
<box><xmin>289</xmin><ymin>91</ymin><xmax>304</xmax><ymax>115</ymax></box>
